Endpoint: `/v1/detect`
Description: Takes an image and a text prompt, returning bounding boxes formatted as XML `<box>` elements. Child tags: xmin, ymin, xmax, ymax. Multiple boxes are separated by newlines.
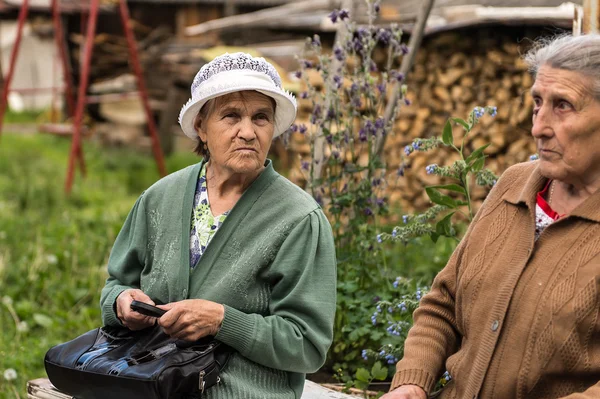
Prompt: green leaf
<box><xmin>354</xmin><ymin>380</ymin><xmax>370</xmax><ymax>390</ymax></box>
<box><xmin>33</xmin><ymin>313</ymin><xmax>54</xmax><ymax>328</ymax></box>
<box><xmin>430</xmin><ymin>232</ymin><xmax>440</xmax><ymax>243</ymax></box>
<box><xmin>427</xmin><ymin>184</ymin><xmax>466</xmax><ymax>195</ymax></box>
<box><xmin>472</xmin><ymin>157</ymin><xmax>485</xmax><ymax>172</ymax></box>
<box><xmin>466</xmin><ymin>143</ymin><xmax>491</xmax><ymax>163</ymax></box>
<box><xmin>435</xmin><ymin>212</ymin><xmax>456</xmax><ymax>237</ymax></box>
<box><xmin>355</xmin><ymin>368</ymin><xmax>371</xmax><ymax>382</ymax></box>
<box><xmin>425</xmin><ymin>187</ymin><xmax>457</xmax><ymax>208</ymax></box>
<box><xmin>371</xmin><ymin>362</ymin><xmax>388</xmax><ymax>381</ymax></box>
<box><xmin>451</xmin><ymin>117</ymin><xmax>470</xmax><ymax>131</ymax></box>
<box><xmin>442</xmin><ymin>121</ymin><xmax>453</xmax><ymax>146</ymax></box>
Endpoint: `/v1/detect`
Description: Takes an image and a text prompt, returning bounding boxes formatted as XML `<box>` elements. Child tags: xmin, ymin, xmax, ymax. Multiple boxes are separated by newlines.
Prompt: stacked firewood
<box><xmin>70</xmin><ymin>24</ymin><xmax>173</xmax><ymax>99</ymax></box>
<box><xmin>288</xmin><ymin>28</ymin><xmax>539</xmax><ymax>215</ymax></box>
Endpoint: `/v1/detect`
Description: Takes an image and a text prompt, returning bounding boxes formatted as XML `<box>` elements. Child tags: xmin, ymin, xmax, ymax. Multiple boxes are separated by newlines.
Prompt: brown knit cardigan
<box><xmin>392</xmin><ymin>161</ymin><xmax>600</xmax><ymax>399</ymax></box>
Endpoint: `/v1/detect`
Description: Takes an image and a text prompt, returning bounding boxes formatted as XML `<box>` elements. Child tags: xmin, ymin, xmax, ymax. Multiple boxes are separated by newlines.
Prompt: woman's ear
<box><xmin>194</xmin><ymin>114</ymin><xmax>207</xmax><ymax>142</ymax></box>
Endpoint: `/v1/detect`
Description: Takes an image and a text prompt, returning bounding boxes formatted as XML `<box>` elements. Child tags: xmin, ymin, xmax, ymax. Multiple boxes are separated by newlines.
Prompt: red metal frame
<box><xmin>0</xmin><ymin>0</ymin><xmax>29</xmax><ymax>139</ymax></box>
<box><xmin>0</xmin><ymin>0</ymin><xmax>167</xmax><ymax>193</ymax></box>
<box><xmin>65</xmin><ymin>0</ymin><xmax>167</xmax><ymax>193</ymax></box>
<box><xmin>118</xmin><ymin>0</ymin><xmax>166</xmax><ymax>178</ymax></box>
<box><xmin>64</xmin><ymin>0</ymin><xmax>100</xmax><ymax>193</ymax></box>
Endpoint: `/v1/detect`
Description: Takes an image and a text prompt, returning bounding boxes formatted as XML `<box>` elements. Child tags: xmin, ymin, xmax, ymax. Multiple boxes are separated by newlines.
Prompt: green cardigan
<box><xmin>100</xmin><ymin>160</ymin><xmax>337</xmax><ymax>398</ymax></box>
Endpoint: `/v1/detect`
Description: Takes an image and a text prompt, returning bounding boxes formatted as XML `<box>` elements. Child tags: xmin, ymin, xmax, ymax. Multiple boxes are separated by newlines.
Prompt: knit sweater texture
<box><xmin>99</xmin><ymin>160</ymin><xmax>337</xmax><ymax>399</ymax></box>
<box><xmin>392</xmin><ymin>161</ymin><xmax>600</xmax><ymax>399</ymax></box>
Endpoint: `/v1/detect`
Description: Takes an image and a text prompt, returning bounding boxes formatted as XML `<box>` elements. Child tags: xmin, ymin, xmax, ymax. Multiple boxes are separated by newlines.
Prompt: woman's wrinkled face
<box><xmin>531</xmin><ymin>66</ymin><xmax>600</xmax><ymax>186</ymax></box>
<box><xmin>196</xmin><ymin>91</ymin><xmax>275</xmax><ymax>175</ymax></box>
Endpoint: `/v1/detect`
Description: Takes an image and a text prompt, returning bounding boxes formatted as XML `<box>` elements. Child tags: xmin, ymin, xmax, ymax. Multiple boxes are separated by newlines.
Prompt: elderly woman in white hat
<box><xmin>99</xmin><ymin>53</ymin><xmax>337</xmax><ymax>398</ymax></box>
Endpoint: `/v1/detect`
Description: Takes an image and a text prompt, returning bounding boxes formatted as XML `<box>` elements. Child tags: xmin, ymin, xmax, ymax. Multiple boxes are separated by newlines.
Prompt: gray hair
<box><xmin>524</xmin><ymin>34</ymin><xmax>600</xmax><ymax>100</ymax></box>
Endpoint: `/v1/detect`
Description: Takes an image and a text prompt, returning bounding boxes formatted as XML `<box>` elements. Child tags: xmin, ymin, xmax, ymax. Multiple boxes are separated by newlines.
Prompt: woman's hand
<box><xmin>380</xmin><ymin>385</ymin><xmax>427</xmax><ymax>399</ymax></box>
<box><xmin>116</xmin><ymin>289</ymin><xmax>157</xmax><ymax>330</ymax></box>
<box><xmin>157</xmin><ymin>299</ymin><xmax>225</xmax><ymax>341</ymax></box>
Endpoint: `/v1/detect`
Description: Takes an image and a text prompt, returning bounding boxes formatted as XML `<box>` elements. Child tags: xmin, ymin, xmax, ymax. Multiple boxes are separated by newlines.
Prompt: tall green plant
<box><xmin>292</xmin><ymin>0</ymin><xmax>412</xmax><ymax>371</ymax></box>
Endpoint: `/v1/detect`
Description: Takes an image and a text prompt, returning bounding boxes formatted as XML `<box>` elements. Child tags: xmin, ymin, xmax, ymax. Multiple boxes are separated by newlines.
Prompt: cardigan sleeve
<box><xmin>390</xmin><ymin>178</ymin><xmax>508</xmax><ymax>393</ymax></box>
<box><xmin>560</xmin><ymin>383</ymin><xmax>600</xmax><ymax>398</ymax></box>
<box><xmin>214</xmin><ymin>209</ymin><xmax>337</xmax><ymax>373</ymax></box>
<box><xmin>99</xmin><ymin>194</ymin><xmax>148</xmax><ymax>327</ymax></box>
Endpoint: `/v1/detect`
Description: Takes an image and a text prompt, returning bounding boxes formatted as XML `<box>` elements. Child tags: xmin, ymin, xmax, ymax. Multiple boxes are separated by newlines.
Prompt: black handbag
<box><xmin>44</xmin><ymin>324</ymin><xmax>231</xmax><ymax>399</ymax></box>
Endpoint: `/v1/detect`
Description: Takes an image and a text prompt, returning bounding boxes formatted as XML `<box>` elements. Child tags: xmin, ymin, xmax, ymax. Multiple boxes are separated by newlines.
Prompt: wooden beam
<box><xmin>583</xmin><ymin>0</ymin><xmax>600</xmax><ymax>33</ymax></box>
<box><xmin>185</xmin><ymin>0</ymin><xmax>339</xmax><ymax>36</ymax></box>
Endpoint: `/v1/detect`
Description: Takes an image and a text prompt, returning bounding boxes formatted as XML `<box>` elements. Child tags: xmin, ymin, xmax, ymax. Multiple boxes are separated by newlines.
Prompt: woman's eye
<box><xmin>556</xmin><ymin>100</ymin><xmax>573</xmax><ymax>111</ymax></box>
<box><xmin>255</xmin><ymin>113</ymin><xmax>268</xmax><ymax>120</ymax></box>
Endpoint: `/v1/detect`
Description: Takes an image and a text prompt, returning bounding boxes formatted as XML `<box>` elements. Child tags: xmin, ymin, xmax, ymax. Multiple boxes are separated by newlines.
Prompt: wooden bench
<box><xmin>27</xmin><ymin>378</ymin><xmax>358</xmax><ymax>399</ymax></box>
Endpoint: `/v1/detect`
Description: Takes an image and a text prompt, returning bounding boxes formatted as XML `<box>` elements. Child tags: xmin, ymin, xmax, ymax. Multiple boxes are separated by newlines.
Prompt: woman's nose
<box><xmin>531</xmin><ymin>105</ymin><xmax>552</xmax><ymax>138</ymax></box>
<box><xmin>237</xmin><ymin>117</ymin><xmax>256</xmax><ymax>141</ymax></box>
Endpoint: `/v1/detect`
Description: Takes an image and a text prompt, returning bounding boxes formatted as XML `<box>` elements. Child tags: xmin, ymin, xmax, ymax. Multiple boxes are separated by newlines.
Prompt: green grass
<box><xmin>0</xmin><ymin>133</ymin><xmax>456</xmax><ymax>398</ymax></box>
<box><xmin>0</xmin><ymin>133</ymin><xmax>198</xmax><ymax>398</ymax></box>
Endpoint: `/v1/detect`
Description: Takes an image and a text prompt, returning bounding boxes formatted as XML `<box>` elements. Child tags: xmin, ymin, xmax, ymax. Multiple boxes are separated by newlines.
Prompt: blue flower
<box><xmin>402</xmin><ymin>215</ymin><xmax>409</xmax><ymax>224</ymax></box>
<box><xmin>404</xmin><ymin>146</ymin><xmax>413</xmax><ymax>156</ymax></box>
<box><xmin>398</xmin><ymin>302</ymin><xmax>407</xmax><ymax>312</ymax></box>
<box><xmin>393</xmin><ymin>278</ymin><xmax>400</xmax><ymax>288</ymax></box>
<box><xmin>474</xmin><ymin>106</ymin><xmax>485</xmax><ymax>119</ymax></box>
<box><xmin>392</xmin><ymin>228</ymin><xmax>398</xmax><ymax>238</ymax></box>
<box><xmin>374</xmin><ymin>1</ymin><xmax>381</xmax><ymax>13</ymax></box>
<box><xmin>333</xmin><ymin>75</ymin><xmax>342</xmax><ymax>89</ymax></box>
<box><xmin>302</xmin><ymin>60</ymin><xmax>313</xmax><ymax>69</ymax></box>
<box><xmin>404</xmin><ymin>98</ymin><xmax>412</xmax><ymax>106</ymax></box>
<box><xmin>376</xmin><ymin>28</ymin><xmax>391</xmax><ymax>45</ymax></box>
<box><xmin>529</xmin><ymin>154</ymin><xmax>539</xmax><ymax>161</ymax></box>
<box><xmin>333</xmin><ymin>46</ymin><xmax>344</xmax><ymax>62</ymax></box>
<box><xmin>416</xmin><ymin>290</ymin><xmax>422</xmax><ymax>300</ymax></box>
<box><xmin>388</xmin><ymin>306</ymin><xmax>393</xmax><ymax>313</ymax></box>
<box><xmin>397</xmin><ymin>165</ymin><xmax>405</xmax><ymax>176</ymax></box>
<box><xmin>364</xmin><ymin>207</ymin><xmax>373</xmax><ymax>216</ymax></box>
<box><xmin>301</xmin><ymin>161</ymin><xmax>310</xmax><ymax>171</ymax></box>
<box><xmin>488</xmin><ymin>106</ymin><xmax>498</xmax><ymax>117</ymax></box>
<box><xmin>412</xmin><ymin>140</ymin><xmax>421</xmax><ymax>150</ymax></box>
<box><xmin>400</xmin><ymin>44</ymin><xmax>409</xmax><ymax>55</ymax></box>
<box><xmin>375</xmin><ymin>117</ymin><xmax>385</xmax><ymax>130</ymax></box>
<box><xmin>294</xmin><ymin>70</ymin><xmax>302</xmax><ymax>79</ymax></box>
<box><xmin>377</xmin><ymin>234</ymin><xmax>383</xmax><ymax>243</ymax></box>
<box><xmin>426</xmin><ymin>164</ymin><xmax>438</xmax><ymax>175</ymax></box>
<box><xmin>290</xmin><ymin>124</ymin><xmax>298</xmax><ymax>133</ymax></box>
<box><xmin>361</xmin><ymin>349</ymin><xmax>368</xmax><ymax>360</ymax></box>
<box><xmin>328</xmin><ymin>9</ymin><xmax>339</xmax><ymax>23</ymax></box>
<box><xmin>358</xmin><ymin>128</ymin><xmax>368</xmax><ymax>142</ymax></box>
<box><xmin>312</xmin><ymin>34</ymin><xmax>321</xmax><ymax>47</ymax></box>
<box><xmin>376</xmin><ymin>305</ymin><xmax>382</xmax><ymax>313</ymax></box>
<box><xmin>298</xmin><ymin>124</ymin><xmax>307</xmax><ymax>134</ymax></box>
<box><xmin>338</xmin><ymin>9</ymin><xmax>350</xmax><ymax>20</ymax></box>
<box><xmin>300</xmin><ymin>91</ymin><xmax>309</xmax><ymax>99</ymax></box>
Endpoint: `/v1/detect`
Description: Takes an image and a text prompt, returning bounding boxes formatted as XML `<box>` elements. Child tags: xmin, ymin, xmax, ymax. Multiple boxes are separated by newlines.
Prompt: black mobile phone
<box><xmin>130</xmin><ymin>300</ymin><xmax>167</xmax><ymax>318</ymax></box>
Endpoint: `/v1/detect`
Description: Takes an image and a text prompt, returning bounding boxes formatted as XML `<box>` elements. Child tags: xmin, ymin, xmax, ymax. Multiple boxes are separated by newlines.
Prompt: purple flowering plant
<box><xmin>355</xmin><ymin>106</ymin><xmax>499</xmax><ymax>394</ymax></box>
<box><xmin>290</xmin><ymin>0</ymin><xmax>415</xmax><ymax>388</ymax></box>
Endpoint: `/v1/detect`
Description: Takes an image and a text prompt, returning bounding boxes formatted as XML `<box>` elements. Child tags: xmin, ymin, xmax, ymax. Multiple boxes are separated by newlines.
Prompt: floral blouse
<box><xmin>189</xmin><ymin>164</ymin><xmax>230</xmax><ymax>268</ymax></box>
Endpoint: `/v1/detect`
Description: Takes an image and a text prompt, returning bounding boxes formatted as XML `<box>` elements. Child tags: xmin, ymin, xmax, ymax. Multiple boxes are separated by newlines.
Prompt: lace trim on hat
<box><xmin>178</xmin><ymin>82</ymin><xmax>297</xmax><ymax>127</ymax></box>
<box><xmin>191</xmin><ymin>52</ymin><xmax>283</xmax><ymax>93</ymax></box>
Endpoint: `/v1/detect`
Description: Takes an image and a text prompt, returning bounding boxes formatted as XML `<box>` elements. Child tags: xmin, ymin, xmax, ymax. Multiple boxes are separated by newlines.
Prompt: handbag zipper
<box><xmin>199</xmin><ymin>370</ymin><xmax>206</xmax><ymax>393</ymax></box>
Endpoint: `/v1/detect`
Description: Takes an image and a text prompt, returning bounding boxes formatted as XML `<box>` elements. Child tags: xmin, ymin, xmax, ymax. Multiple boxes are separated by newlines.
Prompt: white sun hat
<box><xmin>178</xmin><ymin>52</ymin><xmax>297</xmax><ymax>140</ymax></box>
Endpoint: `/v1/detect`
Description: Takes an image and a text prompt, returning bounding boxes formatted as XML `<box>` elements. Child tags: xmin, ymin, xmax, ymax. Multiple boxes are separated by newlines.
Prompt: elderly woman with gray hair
<box><xmin>99</xmin><ymin>53</ymin><xmax>337</xmax><ymax>398</ymax></box>
<box><xmin>384</xmin><ymin>34</ymin><xmax>600</xmax><ymax>399</ymax></box>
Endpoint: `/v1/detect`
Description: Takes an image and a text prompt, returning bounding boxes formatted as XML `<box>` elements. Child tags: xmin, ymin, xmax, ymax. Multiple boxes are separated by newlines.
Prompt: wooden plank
<box><xmin>28</xmin><ymin>378</ymin><xmax>359</xmax><ymax>399</ymax></box>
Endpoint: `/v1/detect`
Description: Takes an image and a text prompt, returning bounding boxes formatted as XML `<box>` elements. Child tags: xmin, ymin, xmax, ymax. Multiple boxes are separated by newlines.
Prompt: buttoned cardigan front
<box><xmin>392</xmin><ymin>161</ymin><xmax>600</xmax><ymax>399</ymax></box>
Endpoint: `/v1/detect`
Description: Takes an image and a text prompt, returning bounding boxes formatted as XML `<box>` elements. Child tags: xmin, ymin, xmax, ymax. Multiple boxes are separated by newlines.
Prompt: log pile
<box><xmin>70</xmin><ymin>24</ymin><xmax>173</xmax><ymax>100</ymax></box>
<box><xmin>287</xmin><ymin>28</ymin><xmax>539</xmax><ymax>217</ymax></box>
